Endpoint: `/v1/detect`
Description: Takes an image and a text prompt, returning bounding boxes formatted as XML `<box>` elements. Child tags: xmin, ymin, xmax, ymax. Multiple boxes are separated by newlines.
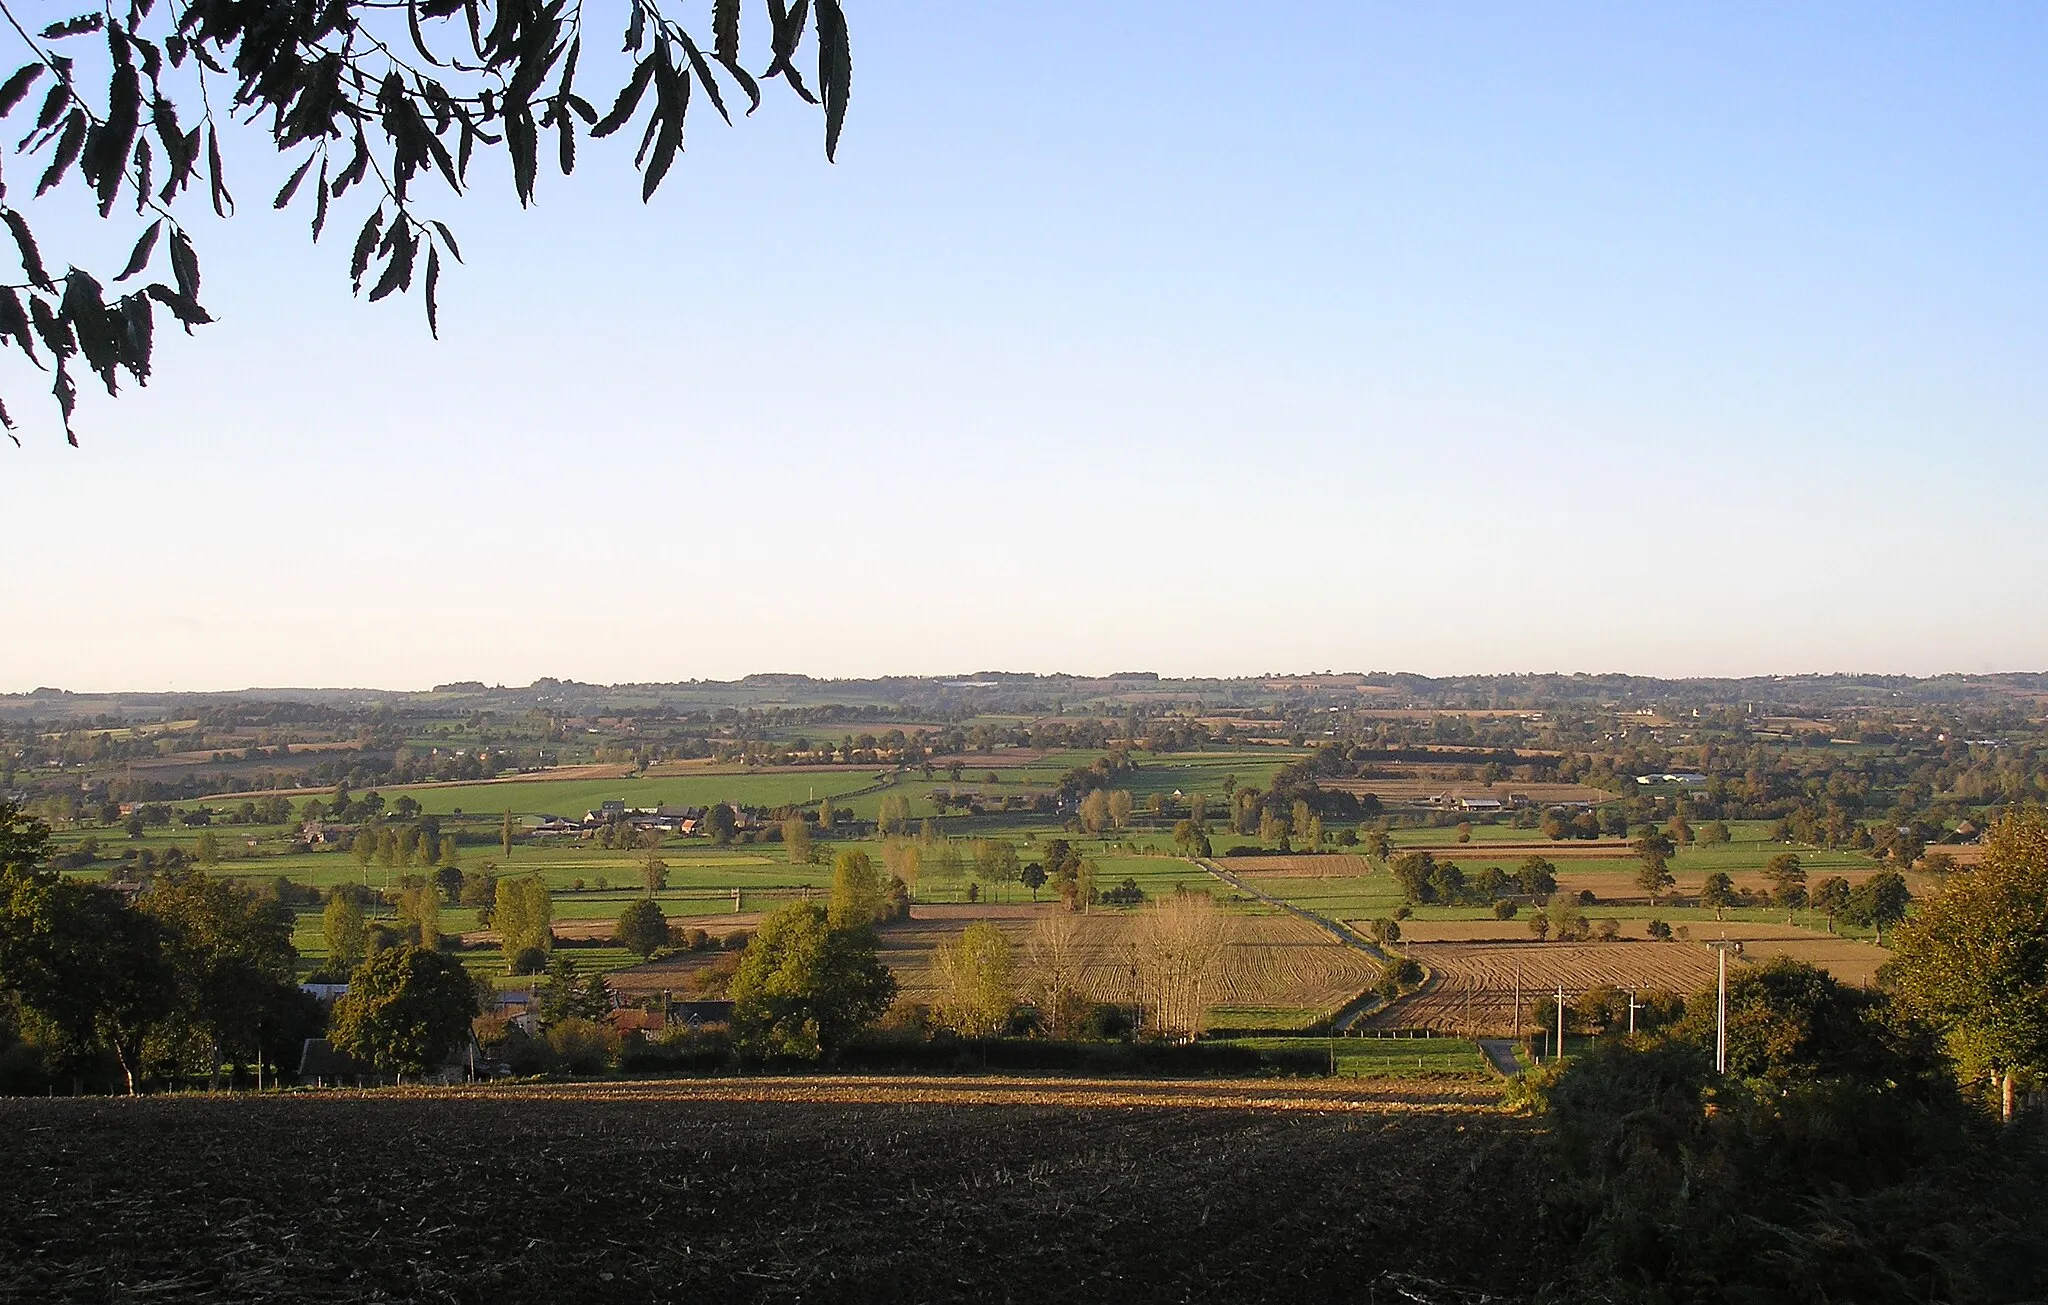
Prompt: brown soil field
<box><xmin>1371</xmin><ymin>939</ymin><xmax>1722</xmax><ymax>1034</ymax></box>
<box><xmin>0</xmin><ymin>1086</ymin><xmax>1547</xmax><ymax>1304</ymax></box>
<box><xmin>878</xmin><ymin>905</ymin><xmax>1379</xmax><ymax>1020</ymax></box>
<box><xmin>1678</xmin><ymin>922</ymin><xmax>1894</xmax><ymax>988</ymax></box>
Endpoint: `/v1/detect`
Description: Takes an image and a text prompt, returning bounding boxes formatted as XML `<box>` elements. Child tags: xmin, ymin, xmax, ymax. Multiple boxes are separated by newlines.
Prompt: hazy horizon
<box><xmin>7</xmin><ymin>663</ymin><xmax>2046</xmax><ymax>698</ymax></box>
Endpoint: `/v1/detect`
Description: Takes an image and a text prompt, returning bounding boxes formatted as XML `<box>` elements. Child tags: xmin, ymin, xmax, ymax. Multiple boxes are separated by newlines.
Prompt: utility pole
<box><xmin>1627</xmin><ymin>987</ymin><xmax>1639</xmax><ymax>1036</ymax></box>
<box><xmin>1705</xmin><ymin>938</ymin><xmax>1741</xmax><ymax>1074</ymax></box>
<box><xmin>1555</xmin><ymin>985</ymin><xmax>1567</xmax><ymax>1063</ymax></box>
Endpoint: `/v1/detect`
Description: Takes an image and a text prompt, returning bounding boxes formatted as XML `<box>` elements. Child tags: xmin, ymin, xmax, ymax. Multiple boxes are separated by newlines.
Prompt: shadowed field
<box><xmin>0</xmin><ymin>1079</ymin><xmax>1546</xmax><ymax>1304</ymax></box>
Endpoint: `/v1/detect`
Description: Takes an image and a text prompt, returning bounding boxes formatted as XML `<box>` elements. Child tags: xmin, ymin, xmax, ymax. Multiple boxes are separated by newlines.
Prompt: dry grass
<box><xmin>879</xmin><ymin>905</ymin><xmax>1379</xmax><ymax>1022</ymax></box>
<box><xmin>1373</xmin><ymin>939</ymin><xmax>1723</xmax><ymax>1034</ymax></box>
<box><xmin>1216</xmin><ymin>854</ymin><xmax>1376</xmax><ymax>876</ymax></box>
<box><xmin>1376</xmin><ymin>921</ymin><xmax>1893</xmax><ymax>1031</ymax></box>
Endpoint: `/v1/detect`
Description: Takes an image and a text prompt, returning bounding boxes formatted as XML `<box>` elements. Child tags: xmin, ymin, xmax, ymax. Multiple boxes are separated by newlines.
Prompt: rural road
<box><xmin>1197</xmin><ymin>858</ymin><xmax>1392</xmax><ymax>1032</ymax></box>
<box><xmin>1476</xmin><ymin>1039</ymin><xmax>1523</xmax><ymax>1078</ymax></box>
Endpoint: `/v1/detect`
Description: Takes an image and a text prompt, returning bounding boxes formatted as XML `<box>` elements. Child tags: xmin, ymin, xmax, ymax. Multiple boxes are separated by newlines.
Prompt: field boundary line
<box><xmin>1197</xmin><ymin>857</ymin><xmax>1396</xmax><ymax>1031</ymax></box>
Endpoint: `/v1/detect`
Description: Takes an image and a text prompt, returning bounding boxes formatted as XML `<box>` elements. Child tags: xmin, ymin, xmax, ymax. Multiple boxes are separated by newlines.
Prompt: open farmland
<box><xmin>0</xmin><ymin>1085</ymin><xmax>1545</xmax><ymax>1305</ymax></box>
<box><xmin>1321</xmin><ymin>778</ymin><xmax>1615</xmax><ymax>806</ymax></box>
<box><xmin>878</xmin><ymin>904</ymin><xmax>1380</xmax><ymax>1028</ymax></box>
<box><xmin>1370</xmin><ymin>936</ymin><xmax>1724</xmax><ymax>1035</ymax></box>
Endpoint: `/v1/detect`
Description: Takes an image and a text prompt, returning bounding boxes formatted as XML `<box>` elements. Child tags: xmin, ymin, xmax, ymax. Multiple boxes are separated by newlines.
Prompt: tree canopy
<box><xmin>329</xmin><ymin>944</ymin><xmax>480</xmax><ymax>1078</ymax></box>
<box><xmin>1887</xmin><ymin>807</ymin><xmax>2048</xmax><ymax>1118</ymax></box>
<box><xmin>729</xmin><ymin>900</ymin><xmax>893</xmax><ymax>1060</ymax></box>
<box><xmin>0</xmin><ymin>0</ymin><xmax>849</xmax><ymax>443</ymax></box>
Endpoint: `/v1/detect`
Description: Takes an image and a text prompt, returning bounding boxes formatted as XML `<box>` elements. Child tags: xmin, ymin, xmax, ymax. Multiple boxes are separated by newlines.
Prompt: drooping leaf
<box><xmin>2</xmin><ymin>209</ymin><xmax>53</xmax><ymax>290</ymax></box>
<box><xmin>815</xmin><ymin>0</ymin><xmax>851</xmax><ymax>162</ymax></box>
<box><xmin>168</xmin><ymin>228</ymin><xmax>198</xmax><ymax>299</ymax></box>
<box><xmin>0</xmin><ymin>286</ymin><xmax>44</xmax><ymax>367</ymax></box>
<box><xmin>592</xmin><ymin>54</ymin><xmax>656</xmax><ymax>138</ymax></box>
<box><xmin>273</xmin><ymin>154</ymin><xmax>316</xmax><ymax>209</ymax></box>
<box><xmin>429</xmin><ymin>220</ymin><xmax>462</xmax><ymax>263</ymax></box>
<box><xmin>0</xmin><ymin>64</ymin><xmax>45</xmax><ymax>117</ymax></box>
<box><xmin>350</xmin><ymin>209</ymin><xmax>384</xmax><ymax>291</ymax></box>
<box><xmin>424</xmin><ymin>243</ymin><xmax>441</xmax><ymax>337</ymax></box>
<box><xmin>115</xmin><ymin>218</ymin><xmax>162</xmax><ymax>280</ymax></box>
<box><xmin>37</xmin><ymin>109</ymin><xmax>87</xmax><ymax>197</ymax></box>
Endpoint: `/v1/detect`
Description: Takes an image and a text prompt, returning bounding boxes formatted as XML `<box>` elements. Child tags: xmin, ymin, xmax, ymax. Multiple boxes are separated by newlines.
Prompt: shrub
<box><xmin>544</xmin><ymin>1017</ymin><xmax>621</xmax><ymax>1075</ymax></box>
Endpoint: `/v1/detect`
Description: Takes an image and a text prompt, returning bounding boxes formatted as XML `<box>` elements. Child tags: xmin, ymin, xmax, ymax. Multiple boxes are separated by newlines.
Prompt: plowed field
<box><xmin>1369</xmin><ymin>940</ymin><xmax>1722</xmax><ymax>1035</ymax></box>
<box><xmin>0</xmin><ymin>1085</ymin><xmax>1548</xmax><ymax>1304</ymax></box>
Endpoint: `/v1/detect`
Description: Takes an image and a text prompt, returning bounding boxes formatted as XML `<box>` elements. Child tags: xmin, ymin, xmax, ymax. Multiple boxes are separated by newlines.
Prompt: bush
<box><xmin>620</xmin><ymin>1027</ymin><xmax>733</xmax><ymax>1074</ymax></box>
<box><xmin>508</xmin><ymin>945</ymin><xmax>549</xmax><ymax>976</ymax></box>
<box><xmin>544</xmin><ymin>1017</ymin><xmax>621</xmax><ymax>1075</ymax></box>
<box><xmin>1529</xmin><ymin>961</ymin><xmax>2047</xmax><ymax>1304</ymax></box>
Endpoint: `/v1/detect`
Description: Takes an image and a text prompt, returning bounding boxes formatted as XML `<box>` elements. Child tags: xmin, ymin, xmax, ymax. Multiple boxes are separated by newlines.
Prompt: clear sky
<box><xmin>1</xmin><ymin>2</ymin><xmax>2043</xmax><ymax>691</ymax></box>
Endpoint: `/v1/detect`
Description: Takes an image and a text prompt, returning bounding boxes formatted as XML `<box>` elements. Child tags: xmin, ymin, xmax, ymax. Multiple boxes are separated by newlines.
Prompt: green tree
<box><xmin>828</xmin><ymin>849</ymin><xmax>883</xmax><ymax>928</ymax></box>
<box><xmin>1811</xmin><ymin>876</ymin><xmax>1852</xmax><ymax>932</ymax></box>
<box><xmin>1700</xmin><ymin>871</ymin><xmax>1737</xmax><ymax>920</ymax></box>
<box><xmin>972</xmin><ymin>840</ymin><xmax>1021</xmax><ymax>901</ymax></box>
<box><xmin>193</xmin><ymin>830</ymin><xmax>221</xmax><ymax>867</ymax></box>
<box><xmin>394</xmin><ymin>883</ymin><xmax>442</xmax><ymax>950</ymax></box>
<box><xmin>0</xmin><ymin>805</ymin><xmax>174</xmax><ymax>1093</ymax></box>
<box><xmin>704</xmin><ymin>804</ymin><xmax>739</xmax><ymax>846</ymax></box>
<box><xmin>1107</xmin><ymin>790</ymin><xmax>1133</xmax><ymax>831</ymax></box>
<box><xmin>1888</xmin><ymin>810</ymin><xmax>2048</xmax><ymax>1120</ymax></box>
<box><xmin>1636</xmin><ymin>850</ymin><xmax>1675</xmax><ymax>901</ymax></box>
<box><xmin>1078</xmin><ymin>790</ymin><xmax>1111</xmax><ymax>835</ymax></box>
<box><xmin>330</xmin><ymin>947</ymin><xmax>480</xmax><ymax>1080</ymax></box>
<box><xmin>351</xmin><ymin>830</ymin><xmax>377</xmax><ymax>873</ymax></box>
<box><xmin>1766</xmin><ymin>852</ymin><xmax>1807</xmax><ymax>913</ymax></box>
<box><xmin>932</xmin><ymin>921</ymin><xmax>1017</xmax><ymax>1037</ymax></box>
<box><xmin>142</xmin><ymin>870</ymin><xmax>299</xmax><ymax>1086</ymax></box>
<box><xmin>729</xmin><ymin>902</ymin><xmax>896</xmax><ymax>1060</ymax></box>
<box><xmin>1696</xmin><ymin>820</ymin><xmax>1732</xmax><ymax>847</ymax></box>
<box><xmin>783</xmin><ymin>815</ymin><xmax>813</xmax><ymax>865</ymax></box>
<box><xmin>615</xmin><ymin>897</ymin><xmax>669</xmax><ymax>959</ymax></box>
<box><xmin>1843</xmin><ymin>870</ymin><xmax>1910</xmax><ymax>942</ymax></box>
<box><xmin>876</xmin><ymin>795</ymin><xmax>912</xmax><ymax>837</ymax></box>
<box><xmin>501</xmin><ymin>809</ymin><xmax>516</xmax><ymax>858</ymax></box>
<box><xmin>639</xmin><ymin>851</ymin><xmax>669</xmax><ymax>897</ymax></box>
<box><xmin>492</xmin><ymin>876</ymin><xmax>553</xmax><ymax>969</ymax></box>
<box><xmin>1516</xmin><ymin>856</ymin><xmax>1558</xmax><ymax>897</ymax></box>
<box><xmin>536</xmin><ymin>954</ymin><xmax>613</xmax><ymax>1024</ymax></box>
<box><xmin>322</xmin><ymin>892</ymin><xmax>369</xmax><ymax>970</ymax></box>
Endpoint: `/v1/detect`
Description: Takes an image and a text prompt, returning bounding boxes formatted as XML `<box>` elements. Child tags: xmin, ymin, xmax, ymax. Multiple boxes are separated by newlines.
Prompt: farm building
<box><xmin>1634</xmin><ymin>772</ymin><xmax>1709</xmax><ymax>788</ymax></box>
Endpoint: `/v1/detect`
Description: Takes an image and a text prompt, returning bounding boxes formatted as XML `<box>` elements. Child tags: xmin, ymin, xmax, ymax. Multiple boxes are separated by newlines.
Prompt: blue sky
<box><xmin>1</xmin><ymin>2</ymin><xmax>2043</xmax><ymax>690</ymax></box>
